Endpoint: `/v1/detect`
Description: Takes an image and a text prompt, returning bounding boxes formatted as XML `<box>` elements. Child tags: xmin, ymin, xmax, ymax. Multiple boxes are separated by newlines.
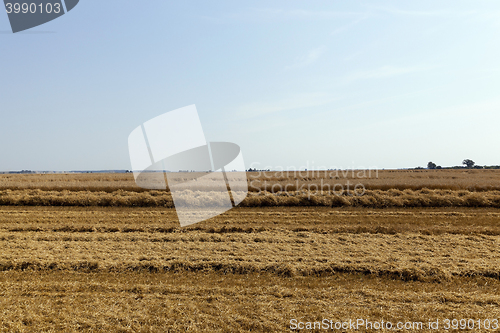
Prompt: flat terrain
<box><xmin>0</xmin><ymin>172</ymin><xmax>499</xmax><ymax>332</ymax></box>
<box><xmin>1</xmin><ymin>206</ymin><xmax>500</xmax><ymax>332</ymax></box>
<box><xmin>1</xmin><ymin>169</ymin><xmax>500</xmax><ymax>192</ymax></box>
<box><xmin>2</xmin><ymin>271</ymin><xmax>499</xmax><ymax>332</ymax></box>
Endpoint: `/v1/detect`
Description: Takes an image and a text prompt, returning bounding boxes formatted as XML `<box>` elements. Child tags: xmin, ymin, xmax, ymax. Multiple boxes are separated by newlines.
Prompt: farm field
<box><xmin>1</xmin><ymin>169</ymin><xmax>500</xmax><ymax>192</ymax></box>
<box><xmin>0</xmin><ymin>171</ymin><xmax>499</xmax><ymax>332</ymax></box>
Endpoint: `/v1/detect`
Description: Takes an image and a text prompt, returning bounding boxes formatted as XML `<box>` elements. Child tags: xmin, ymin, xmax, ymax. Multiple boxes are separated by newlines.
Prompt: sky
<box><xmin>1</xmin><ymin>0</ymin><xmax>500</xmax><ymax>171</ymax></box>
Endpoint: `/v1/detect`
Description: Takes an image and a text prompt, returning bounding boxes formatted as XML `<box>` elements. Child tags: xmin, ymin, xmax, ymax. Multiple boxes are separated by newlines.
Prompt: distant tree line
<box><xmin>422</xmin><ymin>159</ymin><xmax>500</xmax><ymax>170</ymax></box>
<box><xmin>247</xmin><ymin>168</ymin><xmax>271</xmax><ymax>172</ymax></box>
<box><xmin>9</xmin><ymin>170</ymin><xmax>36</xmax><ymax>174</ymax></box>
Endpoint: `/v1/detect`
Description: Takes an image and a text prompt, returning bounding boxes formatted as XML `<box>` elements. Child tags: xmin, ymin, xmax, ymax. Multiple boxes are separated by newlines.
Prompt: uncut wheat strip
<box><xmin>2</xmin><ymin>188</ymin><xmax>498</xmax><ymax>208</ymax></box>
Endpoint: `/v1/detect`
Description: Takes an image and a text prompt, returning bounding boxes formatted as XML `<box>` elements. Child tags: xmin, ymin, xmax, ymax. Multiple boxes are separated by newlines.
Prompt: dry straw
<box><xmin>1</xmin><ymin>189</ymin><xmax>499</xmax><ymax>208</ymax></box>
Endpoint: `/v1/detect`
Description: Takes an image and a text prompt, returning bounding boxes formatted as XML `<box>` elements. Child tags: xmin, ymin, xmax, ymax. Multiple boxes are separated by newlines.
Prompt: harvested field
<box><xmin>0</xmin><ymin>173</ymin><xmax>499</xmax><ymax>332</ymax></box>
<box><xmin>2</xmin><ymin>271</ymin><xmax>500</xmax><ymax>332</ymax></box>
<box><xmin>0</xmin><ymin>207</ymin><xmax>500</xmax><ymax>280</ymax></box>
<box><xmin>2</xmin><ymin>169</ymin><xmax>500</xmax><ymax>192</ymax></box>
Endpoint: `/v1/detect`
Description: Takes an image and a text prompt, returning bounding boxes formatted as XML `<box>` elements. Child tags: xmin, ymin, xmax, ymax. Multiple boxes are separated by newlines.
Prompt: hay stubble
<box><xmin>0</xmin><ymin>172</ymin><xmax>499</xmax><ymax>332</ymax></box>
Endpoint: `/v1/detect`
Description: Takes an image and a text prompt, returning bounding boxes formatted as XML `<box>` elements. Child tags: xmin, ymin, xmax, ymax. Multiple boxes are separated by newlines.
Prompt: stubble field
<box><xmin>0</xmin><ymin>170</ymin><xmax>499</xmax><ymax>332</ymax></box>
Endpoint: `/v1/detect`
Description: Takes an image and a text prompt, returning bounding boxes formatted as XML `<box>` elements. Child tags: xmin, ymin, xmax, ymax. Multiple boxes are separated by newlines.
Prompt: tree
<box><xmin>463</xmin><ymin>159</ymin><xmax>475</xmax><ymax>168</ymax></box>
<box><xmin>427</xmin><ymin>162</ymin><xmax>437</xmax><ymax>170</ymax></box>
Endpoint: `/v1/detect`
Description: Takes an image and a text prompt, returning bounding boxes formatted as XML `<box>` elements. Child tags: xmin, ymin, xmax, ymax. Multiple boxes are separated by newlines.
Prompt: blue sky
<box><xmin>1</xmin><ymin>1</ymin><xmax>500</xmax><ymax>171</ymax></box>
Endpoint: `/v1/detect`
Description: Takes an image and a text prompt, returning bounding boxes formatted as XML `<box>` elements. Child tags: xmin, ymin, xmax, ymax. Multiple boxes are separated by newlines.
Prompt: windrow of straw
<box><xmin>0</xmin><ymin>189</ymin><xmax>175</xmax><ymax>207</ymax></box>
<box><xmin>2</xmin><ymin>189</ymin><xmax>499</xmax><ymax>208</ymax></box>
<box><xmin>1</xmin><ymin>259</ymin><xmax>498</xmax><ymax>282</ymax></box>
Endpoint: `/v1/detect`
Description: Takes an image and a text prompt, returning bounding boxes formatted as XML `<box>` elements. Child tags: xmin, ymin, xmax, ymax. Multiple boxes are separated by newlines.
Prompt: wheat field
<box><xmin>0</xmin><ymin>171</ymin><xmax>499</xmax><ymax>332</ymax></box>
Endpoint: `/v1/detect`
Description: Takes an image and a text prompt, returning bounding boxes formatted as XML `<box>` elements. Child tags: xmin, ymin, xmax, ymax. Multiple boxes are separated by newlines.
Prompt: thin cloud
<box><xmin>360</xmin><ymin>98</ymin><xmax>500</xmax><ymax>134</ymax></box>
<box><xmin>236</xmin><ymin>92</ymin><xmax>338</xmax><ymax>119</ymax></box>
<box><xmin>254</xmin><ymin>8</ymin><xmax>365</xmax><ymax>20</ymax></box>
<box><xmin>343</xmin><ymin>65</ymin><xmax>434</xmax><ymax>84</ymax></box>
<box><xmin>286</xmin><ymin>46</ymin><xmax>325</xmax><ymax>70</ymax></box>
<box><xmin>215</xmin><ymin>8</ymin><xmax>367</xmax><ymax>23</ymax></box>
<box><xmin>367</xmin><ymin>5</ymin><xmax>481</xmax><ymax>18</ymax></box>
<box><xmin>331</xmin><ymin>15</ymin><xmax>371</xmax><ymax>35</ymax></box>
<box><xmin>375</xmin><ymin>7</ymin><xmax>443</xmax><ymax>17</ymax></box>
<box><xmin>201</xmin><ymin>6</ymin><xmax>500</xmax><ymax>26</ymax></box>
